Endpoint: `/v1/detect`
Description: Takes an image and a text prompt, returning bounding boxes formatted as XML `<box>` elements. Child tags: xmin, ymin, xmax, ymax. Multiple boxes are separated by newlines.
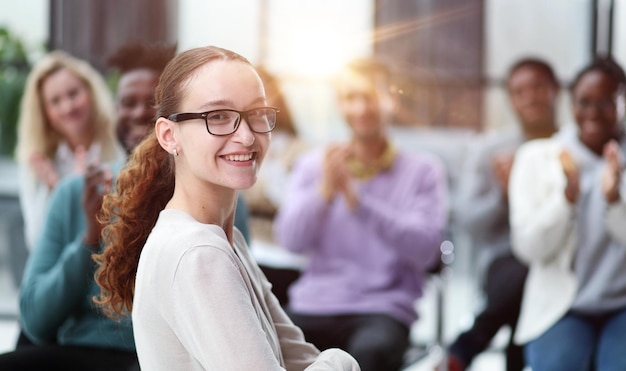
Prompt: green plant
<box><xmin>0</xmin><ymin>26</ymin><xmax>31</xmax><ymax>158</ymax></box>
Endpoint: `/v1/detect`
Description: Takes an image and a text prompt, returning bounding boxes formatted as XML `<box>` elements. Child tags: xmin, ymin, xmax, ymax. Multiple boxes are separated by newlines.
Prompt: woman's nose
<box><xmin>233</xmin><ymin>119</ymin><xmax>256</xmax><ymax>146</ymax></box>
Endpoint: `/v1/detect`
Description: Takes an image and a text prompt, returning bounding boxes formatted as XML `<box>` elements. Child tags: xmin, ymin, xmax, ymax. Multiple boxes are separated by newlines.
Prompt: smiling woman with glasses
<box><xmin>168</xmin><ymin>106</ymin><xmax>279</xmax><ymax>136</ymax></box>
<box><xmin>93</xmin><ymin>45</ymin><xmax>359</xmax><ymax>371</ymax></box>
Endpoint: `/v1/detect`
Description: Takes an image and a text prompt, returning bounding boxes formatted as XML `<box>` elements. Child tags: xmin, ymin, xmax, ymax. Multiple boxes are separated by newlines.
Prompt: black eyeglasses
<box><xmin>168</xmin><ymin>107</ymin><xmax>279</xmax><ymax>136</ymax></box>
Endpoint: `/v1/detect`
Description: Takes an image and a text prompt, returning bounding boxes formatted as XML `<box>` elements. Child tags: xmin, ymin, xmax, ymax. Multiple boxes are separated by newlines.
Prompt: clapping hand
<box><xmin>492</xmin><ymin>150</ymin><xmax>515</xmax><ymax>197</ymax></box>
<box><xmin>82</xmin><ymin>163</ymin><xmax>112</xmax><ymax>250</ymax></box>
<box><xmin>602</xmin><ymin>140</ymin><xmax>623</xmax><ymax>204</ymax></box>
<box><xmin>30</xmin><ymin>152</ymin><xmax>60</xmax><ymax>190</ymax></box>
<box><xmin>559</xmin><ymin>149</ymin><xmax>580</xmax><ymax>204</ymax></box>
<box><xmin>321</xmin><ymin>145</ymin><xmax>358</xmax><ymax>210</ymax></box>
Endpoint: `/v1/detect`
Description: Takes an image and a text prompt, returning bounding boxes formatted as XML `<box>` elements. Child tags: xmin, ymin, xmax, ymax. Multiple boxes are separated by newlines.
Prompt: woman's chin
<box><xmin>232</xmin><ymin>177</ymin><xmax>258</xmax><ymax>190</ymax></box>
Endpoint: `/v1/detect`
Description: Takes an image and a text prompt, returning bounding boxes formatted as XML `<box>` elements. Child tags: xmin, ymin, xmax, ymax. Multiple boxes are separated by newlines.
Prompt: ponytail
<box><xmin>94</xmin><ymin>132</ymin><xmax>174</xmax><ymax>319</ymax></box>
<box><xmin>93</xmin><ymin>45</ymin><xmax>254</xmax><ymax>319</ymax></box>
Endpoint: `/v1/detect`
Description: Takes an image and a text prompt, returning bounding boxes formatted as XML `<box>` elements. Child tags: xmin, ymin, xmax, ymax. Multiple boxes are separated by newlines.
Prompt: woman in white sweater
<box><xmin>94</xmin><ymin>46</ymin><xmax>359</xmax><ymax>371</ymax></box>
<box><xmin>509</xmin><ymin>57</ymin><xmax>626</xmax><ymax>371</ymax></box>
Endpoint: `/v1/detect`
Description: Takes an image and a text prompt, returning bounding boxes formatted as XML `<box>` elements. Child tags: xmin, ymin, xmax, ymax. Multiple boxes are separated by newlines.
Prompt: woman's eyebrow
<box><xmin>197</xmin><ymin>99</ymin><xmax>234</xmax><ymax>111</ymax></box>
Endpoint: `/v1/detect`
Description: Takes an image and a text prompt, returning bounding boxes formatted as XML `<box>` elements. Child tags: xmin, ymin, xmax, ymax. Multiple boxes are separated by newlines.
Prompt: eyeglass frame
<box><xmin>167</xmin><ymin>106</ymin><xmax>280</xmax><ymax>136</ymax></box>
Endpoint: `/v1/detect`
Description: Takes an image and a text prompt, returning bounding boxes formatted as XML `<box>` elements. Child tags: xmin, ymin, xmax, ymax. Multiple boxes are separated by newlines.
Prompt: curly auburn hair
<box><xmin>93</xmin><ymin>46</ymin><xmax>252</xmax><ymax>319</ymax></box>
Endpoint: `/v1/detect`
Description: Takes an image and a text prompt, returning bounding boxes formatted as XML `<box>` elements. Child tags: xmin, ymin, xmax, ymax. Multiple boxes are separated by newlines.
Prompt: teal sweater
<box><xmin>19</xmin><ymin>167</ymin><xmax>135</xmax><ymax>350</ymax></box>
<box><xmin>19</xmin><ymin>163</ymin><xmax>251</xmax><ymax>349</ymax></box>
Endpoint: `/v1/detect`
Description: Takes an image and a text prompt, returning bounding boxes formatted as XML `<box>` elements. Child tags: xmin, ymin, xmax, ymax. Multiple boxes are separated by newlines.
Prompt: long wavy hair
<box><xmin>15</xmin><ymin>50</ymin><xmax>120</xmax><ymax>165</ymax></box>
<box><xmin>93</xmin><ymin>46</ymin><xmax>252</xmax><ymax>319</ymax></box>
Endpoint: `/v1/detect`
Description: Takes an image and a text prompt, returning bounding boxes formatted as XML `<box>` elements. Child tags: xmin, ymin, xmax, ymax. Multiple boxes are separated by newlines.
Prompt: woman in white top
<box><xmin>15</xmin><ymin>51</ymin><xmax>124</xmax><ymax>249</ymax></box>
<box><xmin>509</xmin><ymin>57</ymin><xmax>626</xmax><ymax>371</ymax></box>
<box><xmin>94</xmin><ymin>46</ymin><xmax>359</xmax><ymax>371</ymax></box>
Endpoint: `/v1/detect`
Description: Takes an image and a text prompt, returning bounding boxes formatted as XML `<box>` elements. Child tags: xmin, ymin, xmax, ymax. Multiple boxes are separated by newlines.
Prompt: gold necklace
<box><xmin>347</xmin><ymin>143</ymin><xmax>397</xmax><ymax>180</ymax></box>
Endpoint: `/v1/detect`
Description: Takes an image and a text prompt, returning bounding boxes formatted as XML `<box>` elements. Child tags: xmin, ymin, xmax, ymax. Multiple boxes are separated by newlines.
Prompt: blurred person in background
<box><xmin>509</xmin><ymin>56</ymin><xmax>626</xmax><ymax>371</ymax></box>
<box><xmin>0</xmin><ymin>42</ymin><xmax>176</xmax><ymax>370</ymax></box>
<box><xmin>440</xmin><ymin>58</ymin><xmax>560</xmax><ymax>371</ymax></box>
<box><xmin>15</xmin><ymin>50</ymin><xmax>125</xmax><ymax>251</ymax></box>
<box><xmin>275</xmin><ymin>57</ymin><xmax>448</xmax><ymax>371</ymax></box>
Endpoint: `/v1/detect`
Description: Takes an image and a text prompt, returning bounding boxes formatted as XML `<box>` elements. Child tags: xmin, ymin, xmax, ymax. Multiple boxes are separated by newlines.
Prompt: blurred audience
<box><xmin>441</xmin><ymin>58</ymin><xmax>560</xmax><ymax>371</ymax></box>
<box><xmin>275</xmin><ymin>57</ymin><xmax>448</xmax><ymax>371</ymax></box>
<box><xmin>509</xmin><ymin>56</ymin><xmax>626</xmax><ymax>371</ymax></box>
<box><xmin>0</xmin><ymin>43</ymin><xmax>176</xmax><ymax>370</ymax></box>
<box><xmin>15</xmin><ymin>51</ymin><xmax>125</xmax><ymax>251</ymax></box>
<box><xmin>241</xmin><ymin>66</ymin><xmax>309</xmax><ymax>305</ymax></box>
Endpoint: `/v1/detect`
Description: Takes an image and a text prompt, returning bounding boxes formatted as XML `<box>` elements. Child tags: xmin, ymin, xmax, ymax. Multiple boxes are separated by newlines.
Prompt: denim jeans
<box><xmin>525</xmin><ymin>307</ymin><xmax>626</xmax><ymax>371</ymax></box>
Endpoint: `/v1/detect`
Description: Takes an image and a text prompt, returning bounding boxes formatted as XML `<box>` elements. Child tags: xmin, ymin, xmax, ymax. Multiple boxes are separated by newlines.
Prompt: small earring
<box><xmin>173</xmin><ymin>148</ymin><xmax>178</xmax><ymax>157</ymax></box>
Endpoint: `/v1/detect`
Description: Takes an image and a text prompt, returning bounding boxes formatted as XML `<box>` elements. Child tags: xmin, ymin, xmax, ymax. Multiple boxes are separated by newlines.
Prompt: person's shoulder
<box><xmin>144</xmin><ymin>211</ymin><xmax>238</xmax><ymax>281</ymax></box>
<box><xmin>394</xmin><ymin>149</ymin><xmax>448</xmax><ymax>186</ymax></box>
<box><xmin>157</xmin><ymin>209</ymin><xmax>233</xmax><ymax>254</ymax></box>
<box><xmin>397</xmin><ymin>148</ymin><xmax>445</xmax><ymax>172</ymax></box>
<box><xmin>41</xmin><ymin>174</ymin><xmax>85</xmax><ymax>220</ymax></box>
<box><xmin>53</xmin><ymin>159</ymin><xmax>127</xmax><ymax>200</ymax></box>
<box><xmin>552</xmin><ymin>123</ymin><xmax>578</xmax><ymax>144</ymax></box>
<box><xmin>516</xmin><ymin>136</ymin><xmax>561</xmax><ymax>162</ymax></box>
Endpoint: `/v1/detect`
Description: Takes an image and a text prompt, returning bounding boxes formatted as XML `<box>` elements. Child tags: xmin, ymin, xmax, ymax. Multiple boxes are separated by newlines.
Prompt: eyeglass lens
<box><xmin>207</xmin><ymin>108</ymin><xmax>276</xmax><ymax>135</ymax></box>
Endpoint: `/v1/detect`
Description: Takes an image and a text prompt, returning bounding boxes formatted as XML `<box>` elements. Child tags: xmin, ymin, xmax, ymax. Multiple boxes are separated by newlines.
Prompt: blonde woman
<box><xmin>15</xmin><ymin>50</ymin><xmax>125</xmax><ymax>249</ymax></box>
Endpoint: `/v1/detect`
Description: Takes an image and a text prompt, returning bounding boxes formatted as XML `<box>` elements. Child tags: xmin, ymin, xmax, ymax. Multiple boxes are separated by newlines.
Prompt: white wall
<box><xmin>177</xmin><ymin>0</ymin><xmax>262</xmax><ymax>62</ymax></box>
<box><xmin>483</xmin><ymin>0</ymin><xmax>591</xmax><ymax>132</ymax></box>
<box><xmin>612</xmin><ymin>0</ymin><xmax>626</xmax><ymax>70</ymax></box>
